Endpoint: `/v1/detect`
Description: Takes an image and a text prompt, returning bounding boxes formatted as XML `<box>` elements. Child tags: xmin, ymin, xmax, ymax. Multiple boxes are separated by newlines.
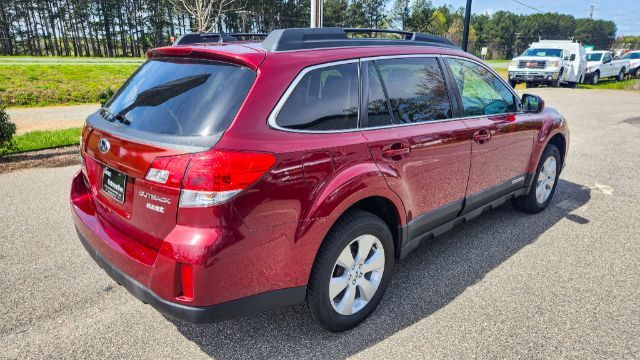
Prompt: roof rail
<box><xmin>173</xmin><ymin>32</ymin><xmax>268</xmax><ymax>46</ymax></box>
<box><xmin>261</xmin><ymin>27</ymin><xmax>457</xmax><ymax>51</ymax></box>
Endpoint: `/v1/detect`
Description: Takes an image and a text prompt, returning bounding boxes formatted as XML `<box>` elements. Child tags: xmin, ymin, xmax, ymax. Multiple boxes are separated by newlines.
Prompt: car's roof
<box><xmin>149</xmin><ymin>40</ymin><xmax>472</xmax><ymax>70</ymax></box>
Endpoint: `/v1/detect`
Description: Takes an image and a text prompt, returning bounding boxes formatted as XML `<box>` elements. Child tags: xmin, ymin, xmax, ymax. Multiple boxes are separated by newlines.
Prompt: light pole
<box><xmin>311</xmin><ymin>0</ymin><xmax>323</xmax><ymax>28</ymax></box>
<box><xmin>462</xmin><ymin>0</ymin><xmax>472</xmax><ymax>51</ymax></box>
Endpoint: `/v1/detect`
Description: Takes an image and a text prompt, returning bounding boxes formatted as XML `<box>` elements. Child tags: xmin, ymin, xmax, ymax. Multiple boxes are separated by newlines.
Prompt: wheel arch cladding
<box><xmin>547</xmin><ymin>133</ymin><xmax>566</xmax><ymax>164</ymax></box>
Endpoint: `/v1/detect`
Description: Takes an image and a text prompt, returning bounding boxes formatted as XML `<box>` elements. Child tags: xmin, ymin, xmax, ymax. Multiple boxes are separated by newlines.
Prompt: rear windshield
<box><xmin>103</xmin><ymin>58</ymin><xmax>255</xmax><ymax>136</ymax></box>
<box><xmin>522</xmin><ymin>48</ymin><xmax>562</xmax><ymax>58</ymax></box>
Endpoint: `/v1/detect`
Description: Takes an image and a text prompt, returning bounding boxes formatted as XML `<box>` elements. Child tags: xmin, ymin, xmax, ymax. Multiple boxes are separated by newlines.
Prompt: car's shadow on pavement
<box><xmin>168</xmin><ymin>179</ymin><xmax>590</xmax><ymax>359</ymax></box>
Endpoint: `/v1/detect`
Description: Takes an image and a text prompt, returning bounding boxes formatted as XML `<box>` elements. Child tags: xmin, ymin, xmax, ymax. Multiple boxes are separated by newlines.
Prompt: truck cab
<box><xmin>508</xmin><ymin>40</ymin><xmax>586</xmax><ymax>88</ymax></box>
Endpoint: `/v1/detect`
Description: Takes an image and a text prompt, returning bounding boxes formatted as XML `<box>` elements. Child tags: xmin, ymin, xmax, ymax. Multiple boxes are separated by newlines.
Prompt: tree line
<box><xmin>0</xmin><ymin>0</ymin><xmax>619</xmax><ymax>59</ymax></box>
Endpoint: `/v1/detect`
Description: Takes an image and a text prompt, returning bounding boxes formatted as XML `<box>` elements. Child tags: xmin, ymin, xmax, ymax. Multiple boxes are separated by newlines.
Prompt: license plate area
<box><xmin>102</xmin><ymin>166</ymin><xmax>127</xmax><ymax>203</ymax></box>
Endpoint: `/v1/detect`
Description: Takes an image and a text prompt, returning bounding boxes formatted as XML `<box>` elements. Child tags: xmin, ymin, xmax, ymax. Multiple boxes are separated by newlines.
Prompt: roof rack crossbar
<box><xmin>343</xmin><ymin>28</ymin><xmax>414</xmax><ymax>40</ymax></box>
<box><xmin>261</xmin><ymin>27</ymin><xmax>457</xmax><ymax>51</ymax></box>
<box><xmin>173</xmin><ymin>32</ymin><xmax>268</xmax><ymax>46</ymax></box>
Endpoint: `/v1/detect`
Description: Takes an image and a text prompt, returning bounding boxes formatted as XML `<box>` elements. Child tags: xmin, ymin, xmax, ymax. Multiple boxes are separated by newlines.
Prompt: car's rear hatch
<box><xmin>81</xmin><ymin>47</ymin><xmax>261</xmax><ymax>251</ymax></box>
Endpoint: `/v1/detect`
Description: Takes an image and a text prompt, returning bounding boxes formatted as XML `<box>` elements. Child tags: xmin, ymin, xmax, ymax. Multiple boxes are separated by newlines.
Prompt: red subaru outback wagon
<box><xmin>71</xmin><ymin>28</ymin><xmax>569</xmax><ymax>331</ymax></box>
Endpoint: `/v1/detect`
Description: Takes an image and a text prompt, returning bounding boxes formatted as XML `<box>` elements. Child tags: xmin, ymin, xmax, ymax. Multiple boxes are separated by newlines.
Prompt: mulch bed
<box><xmin>0</xmin><ymin>145</ymin><xmax>80</xmax><ymax>174</ymax></box>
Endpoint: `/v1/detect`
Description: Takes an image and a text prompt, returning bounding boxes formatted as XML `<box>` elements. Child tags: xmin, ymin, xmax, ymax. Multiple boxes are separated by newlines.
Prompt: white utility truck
<box><xmin>508</xmin><ymin>40</ymin><xmax>587</xmax><ymax>88</ymax></box>
<box><xmin>585</xmin><ymin>51</ymin><xmax>629</xmax><ymax>84</ymax></box>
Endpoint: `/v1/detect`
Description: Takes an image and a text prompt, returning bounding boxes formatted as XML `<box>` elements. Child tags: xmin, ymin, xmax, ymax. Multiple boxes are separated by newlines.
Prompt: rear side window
<box><xmin>446</xmin><ymin>58</ymin><xmax>517</xmax><ymax>117</ymax></box>
<box><xmin>375</xmin><ymin>57</ymin><xmax>452</xmax><ymax>124</ymax></box>
<box><xmin>275</xmin><ymin>63</ymin><xmax>359</xmax><ymax>131</ymax></box>
<box><xmin>104</xmin><ymin>59</ymin><xmax>255</xmax><ymax>136</ymax></box>
<box><xmin>366</xmin><ymin>62</ymin><xmax>393</xmax><ymax>127</ymax></box>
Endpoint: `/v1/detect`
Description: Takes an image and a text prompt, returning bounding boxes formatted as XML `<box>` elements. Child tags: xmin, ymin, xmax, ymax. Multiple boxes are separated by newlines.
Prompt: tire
<box><xmin>591</xmin><ymin>72</ymin><xmax>599</xmax><ymax>85</ymax></box>
<box><xmin>551</xmin><ymin>69</ymin><xmax>563</xmax><ymax>87</ymax></box>
<box><xmin>509</xmin><ymin>80</ymin><xmax>517</xmax><ymax>88</ymax></box>
<box><xmin>306</xmin><ymin>210</ymin><xmax>395</xmax><ymax>332</ymax></box>
<box><xmin>568</xmin><ymin>81</ymin><xmax>578</xmax><ymax>89</ymax></box>
<box><xmin>513</xmin><ymin>144</ymin><xmax>561</xmax><ymax>213</ymax></box>
<box><xmin>617</xmin><ymin>69</ymin><xmax>625</xmax><ymax>81</ymax></box>
<box><xmin>525</xmin><ymin>82</ymin><xmax>538</xmax><ymax>88</ymax></box>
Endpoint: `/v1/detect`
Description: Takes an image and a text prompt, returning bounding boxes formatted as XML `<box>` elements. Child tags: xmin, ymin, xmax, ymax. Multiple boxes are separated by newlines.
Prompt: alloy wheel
<box><xmin>535</xmin><ymin>156</ymin><xmax>557</xmax><ymax>204</ymax></box>
<box><xmin>329</xmin><ymin>234</ymin><xmax>385</xmax><ymax>316</ymax></box>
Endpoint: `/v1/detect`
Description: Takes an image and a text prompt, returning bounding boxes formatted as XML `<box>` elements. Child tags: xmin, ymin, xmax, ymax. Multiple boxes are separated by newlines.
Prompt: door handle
<box><xmin>473</xmin><ymin>130</ymin><xmax>491</xmax><ymax>144</ymax></box>
<box><xmin>382</xmin><ymin>144</ymin><xmax>410</xmax><ymax>159</ymax></box>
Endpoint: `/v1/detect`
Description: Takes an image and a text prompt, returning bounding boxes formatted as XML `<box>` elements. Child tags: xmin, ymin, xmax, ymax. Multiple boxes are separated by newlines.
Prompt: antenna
<box><xmin>589</xmin><ymin>4</ymin><xmax>595</xmax><ymax>19</ymax></box>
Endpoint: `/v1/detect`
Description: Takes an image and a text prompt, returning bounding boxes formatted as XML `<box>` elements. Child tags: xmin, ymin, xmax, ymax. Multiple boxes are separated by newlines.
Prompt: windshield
<box><xmin>587</xmin><ymin>53</ymin><xmax>603</xmax><ymax>62</ymax></box>
<box><xmin>622</xmin><ymin>52</ymin><xmax>640</xmax><ymax>60</ymax></box>
<box><xmin>104</xmin><ymin>58</ymin><xmax>256</xmax><ymax>136</ymax></box>
<box><xmin>522</xmin><ymin>48</ymin><xmax>563</xmax><ymax>58</ymax></box>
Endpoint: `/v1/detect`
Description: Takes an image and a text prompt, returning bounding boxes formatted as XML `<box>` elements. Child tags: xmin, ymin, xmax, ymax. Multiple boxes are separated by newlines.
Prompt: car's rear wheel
<box><xmin>617</xmin><ymin>69</ymin><xmax>625</xmax><ymax>81</ymax></box>
<box><xmin>591</xmin><ymin>72</ymin><xmax>599</xmax><ymax>85</ymax></box>
<box><xmin>306</xmin><ymin>210</ymin><xmax>394</xmax><ymax>332</ymax></box>
<box><xmin>513</xmin><ymin>144</ymin><xmax>561</xmax><ymax>213</ymax></box>
<box><xmin>509</xmin><ymin>80</ymin><xmax>517</xmax><ymax>88</ymax></box>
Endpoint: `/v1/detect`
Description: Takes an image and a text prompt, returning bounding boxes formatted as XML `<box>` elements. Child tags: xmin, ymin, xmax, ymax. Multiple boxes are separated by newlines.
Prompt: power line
<box><xmin>510</xmin><ymin>0</ymin><xmax>544</xmax><ymax>13</ymax></box>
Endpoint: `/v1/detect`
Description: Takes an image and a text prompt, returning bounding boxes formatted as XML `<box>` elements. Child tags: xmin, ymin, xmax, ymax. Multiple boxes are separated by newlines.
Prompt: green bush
<box><xmin>0</xmin><ymin>107</ymin><xmax>17</xmax><ymax>155</ymax></box>
<box><xmin>98</xmin><ymin>87</ymin><xmax>116</xmax><ymax>106</ymax></box>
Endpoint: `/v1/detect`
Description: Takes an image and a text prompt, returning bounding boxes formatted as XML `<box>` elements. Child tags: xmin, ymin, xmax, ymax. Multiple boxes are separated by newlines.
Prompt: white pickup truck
<box><xmin>620</xmin><ymin>51</ymin><xmax>640</xmax><ymax>78</ymax></box>
<box><xmin>585</xmin><ymin>51</ymin><xmax>629</xmax><ymax>85</ymax></box>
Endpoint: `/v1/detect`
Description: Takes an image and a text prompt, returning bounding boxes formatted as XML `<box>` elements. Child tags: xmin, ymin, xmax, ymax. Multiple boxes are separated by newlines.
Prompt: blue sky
<box><xmin>430</xmin><ymin>0</ymin><xmax>640</xmax><ymax>35</ymax></box>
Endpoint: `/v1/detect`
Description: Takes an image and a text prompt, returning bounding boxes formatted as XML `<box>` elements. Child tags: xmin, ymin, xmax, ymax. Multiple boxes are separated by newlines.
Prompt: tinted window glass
<box><xmin>276</xmin><ymin>63</ymin><xmax>359</xmax><ymax>131</ymax></box>
<box><xmin>587</xmin><ymin>53</ymin><xmax>603</xmax><ymax>62</ymax></box>
<box><xmin>366</xmin><ymin>62</ymin><xmax>393</xmax><ymax>127</ymax></box>
<box><xmin>376</xmin><ymin>57</ymin><xmax>452</xmax><ymax>124</ymax></box>
<box><xmin>447</xmin><ymin>58</ymin><xmax>517</xmax><ymax>116</ymax></box>
<box><xmin>105</xmin><ymin>59</ymin><xmax>255</xmax><ymax>136</ymax></box>
<box><xmin>603</xmin><ymin>53</ymin><xmax>612</xmax><ymax>62</ymax></box>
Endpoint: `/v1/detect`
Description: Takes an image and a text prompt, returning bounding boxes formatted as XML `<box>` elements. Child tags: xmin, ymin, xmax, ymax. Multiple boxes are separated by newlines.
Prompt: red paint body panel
<box><xmin>72</xmin><ymin>40</ymin><xmax>569</xmax><ymax>313</ymax></box>
<box><xmin>362</xmin><ymin>121</ymin><xmax>472</xmax><ymax>222</ymax></box>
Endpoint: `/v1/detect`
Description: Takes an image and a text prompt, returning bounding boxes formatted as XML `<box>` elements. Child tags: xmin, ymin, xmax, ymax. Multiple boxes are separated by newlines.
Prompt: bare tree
<box><xmin>173</xmin><ymin>0</ymin><xmax>243</xmax><ymax>32</ymax></box>
<box><xmin>173</xmin><ymin>0</ymin><xmax>216</xmax><ymax>32</ymax></box>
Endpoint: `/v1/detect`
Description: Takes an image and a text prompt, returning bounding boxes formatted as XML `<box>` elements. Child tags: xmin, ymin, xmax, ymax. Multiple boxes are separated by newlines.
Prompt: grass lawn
<box><xmin>5</xmin><ymin>128</ymin><xmax>81</xmax><ymax>154</ymax></box>
<box><xmin>0</xmin><ymin>63</ymin><xmax>140</xmax><ymax>107</ymax></box>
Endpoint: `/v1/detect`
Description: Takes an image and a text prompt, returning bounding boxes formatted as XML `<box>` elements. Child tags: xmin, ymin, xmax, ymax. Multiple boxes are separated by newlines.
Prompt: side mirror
<box><xmin>570</xmin><ymin>54</ymin><xmax>576</xmax><ymax>61</ymax></box>
<box><xmin>522</xmin><ymin>94</ymin><xmax>545</xmax><ymax>113</ymax></box>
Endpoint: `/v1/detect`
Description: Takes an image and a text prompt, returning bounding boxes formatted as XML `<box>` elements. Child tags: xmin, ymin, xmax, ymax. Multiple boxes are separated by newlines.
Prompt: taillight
<box><xmin>145</xmin><ymin>154</ymin><xmax>193</xmax><ymax>188</ymax></box>
<box><xmin>145</xmin><ymin>150</ymin><xmax>277</xmax><ymax>208</ymax></box>
<box><xmin>180</xmin><ymin>150</ymin><xmax>277</xmax><ymax>207</ymax></box>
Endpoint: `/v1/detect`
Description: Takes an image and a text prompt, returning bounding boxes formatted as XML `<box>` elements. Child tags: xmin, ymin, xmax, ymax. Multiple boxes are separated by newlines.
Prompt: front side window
<box><xmin>275</xmin><ymin>63</ymin><xmax>359</xmax><ymax>131</ymax></box>
<box><xmin>375</xmin><ymin>57</ymin><xmax>452</xmax><ymax>124</ymax></box>
<box><xmin>603</xmin><ymin>53</ymin><xmax>613</xmax><ymax>62</ymax></box>
<box><xmin>447</xmin><ymin>58</ymin><xmax>517</xmax><ymax>117</ymax></box>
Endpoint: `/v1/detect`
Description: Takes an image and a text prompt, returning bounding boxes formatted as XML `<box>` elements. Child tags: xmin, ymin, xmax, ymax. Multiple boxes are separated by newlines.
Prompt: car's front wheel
<box><xmin>306</xmin><ymin>210</ymin><xmax>395</xmax><ymax>332</ymax></box>
<box><xmin>513</xmin><ymin>144</ymin><xmax>561</xmax><ymax>213</ymax></box>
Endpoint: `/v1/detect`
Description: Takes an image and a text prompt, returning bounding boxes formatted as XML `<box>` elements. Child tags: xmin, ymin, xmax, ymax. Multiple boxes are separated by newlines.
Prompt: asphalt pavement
<box><xmin>0</xmin><ymin>88</ymin><xmax>639</xmax><ymax>359</ymax></box>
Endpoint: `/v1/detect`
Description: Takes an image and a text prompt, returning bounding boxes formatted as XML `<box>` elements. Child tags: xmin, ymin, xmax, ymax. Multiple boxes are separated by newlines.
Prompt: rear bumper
<box><xmin>70</xmin><ymin>170</ymin><xmax>307</xmax><ymax>322</ymax></box>
<box><xmin>76</xmin><ymin>227</ymin><xmax>305</xmax><ymax>323</ymax></box>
